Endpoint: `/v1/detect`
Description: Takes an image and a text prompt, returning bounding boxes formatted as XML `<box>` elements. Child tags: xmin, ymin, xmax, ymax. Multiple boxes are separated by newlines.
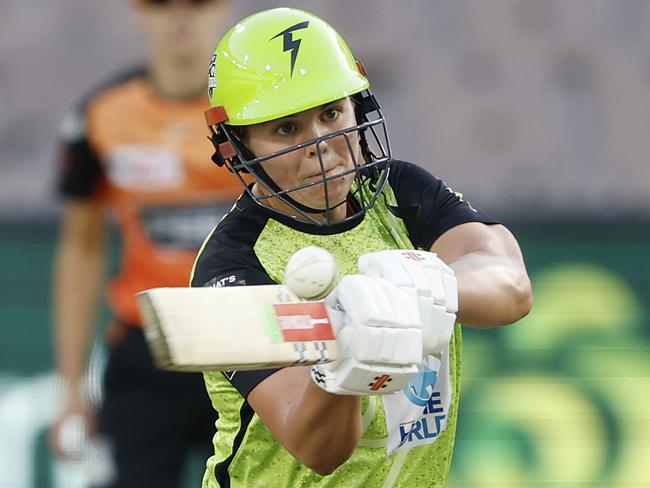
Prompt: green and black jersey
<box><xmin>191</xmin><ymin>161</ymin><xmax>499</xmax><ymax>488</ymax></box>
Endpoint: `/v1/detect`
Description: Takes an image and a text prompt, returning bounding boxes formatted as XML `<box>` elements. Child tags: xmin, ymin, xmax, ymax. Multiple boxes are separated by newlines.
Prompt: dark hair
<box><xmin>228</xmin><ymin>125</ymin><xmax>246</xmax><ymax>141</ymax></box>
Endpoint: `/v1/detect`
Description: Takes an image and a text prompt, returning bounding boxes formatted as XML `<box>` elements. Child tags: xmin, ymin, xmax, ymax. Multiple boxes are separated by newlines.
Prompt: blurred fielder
<box><xmin>50</xmin><ymin>1</ymin><xmax>238</xmax><ymax>486</ymax></box>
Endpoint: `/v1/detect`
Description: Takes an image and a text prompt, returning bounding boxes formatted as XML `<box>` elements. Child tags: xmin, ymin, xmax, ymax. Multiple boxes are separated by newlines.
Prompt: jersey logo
<box><xmin>141</xmin><ymin>203</ymin><xmax>230</xmax><ymax>250</ymax></box>
<box><xmin>444</xmin><ymin>183</ymin><xmax>478</xmax><ymax>213</ymax></box>
<box><xmin>271</xmin><ymin>21</ymin><xmax>310</xmax><ymax>76</ymax></box>
<box><xmin>106</xmin><ymin>144</ymin><xmax>184</xmax><ymax>190</ymax></box>
<box><xmin>383</xmin><ymin>354</ymin><xmax>451</xmax><ymax>455</ymax></box>
<box><xmin>204</xmin><ymin>272</ymin><xmax>246</xmax><ymax>288</ymax></box>
<box><xmin>403</xmin><ymin>364</ymin><xmax>439</xmax><ymax>406</ymax></box>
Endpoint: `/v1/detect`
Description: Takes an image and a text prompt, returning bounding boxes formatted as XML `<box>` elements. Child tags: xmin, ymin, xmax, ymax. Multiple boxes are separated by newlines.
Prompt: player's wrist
<box><xmin>55</xmin><ymin>375</ymin><xmax>89</xmax><ymax>404</ymax></box>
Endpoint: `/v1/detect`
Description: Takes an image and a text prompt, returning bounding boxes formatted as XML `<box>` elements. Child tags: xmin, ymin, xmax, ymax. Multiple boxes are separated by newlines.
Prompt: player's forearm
<box><xmin>451</xmin><ymin>252</ymin><xmax>532</xmax><ymax>328</ymax></box>
<box><xmin>52</xmin><ymin>205</ymin><xmax>107</xmax><ymax>393</ymax></box>
<box><xmin>53</xmin><ymin>251</ymin><xmax>104</xmax><ymax>390</ymax></box>
<box><xmin>281</xmin><ymin>368</ymin><xmax>362</xmax><ymax>475</ymax></box>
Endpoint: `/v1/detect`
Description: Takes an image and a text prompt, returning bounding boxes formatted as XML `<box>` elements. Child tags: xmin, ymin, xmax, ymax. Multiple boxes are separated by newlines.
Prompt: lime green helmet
<box><xmin>207</xmin><ymin>7</ymin><xmax>369</xmax><ymax>125</ymax></box>
<box><xmin>205</xmin><ymin>8</ymin><xmax>392</xmax><ymax>231</ymax></box>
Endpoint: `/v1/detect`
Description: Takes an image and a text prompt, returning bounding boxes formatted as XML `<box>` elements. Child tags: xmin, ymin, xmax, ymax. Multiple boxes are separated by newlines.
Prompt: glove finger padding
<box><xmin>358</xmin><ymin>250</ymin><xmax>458</xmax><ymax>355</ymax></box>
<box><xmin>312</xmin><ymin>275</ymin><xmax>423</xmax><ymax>395</ymax></box>
<box><xmin>334</xmin><ymin>275</ymin><xmax>420</xmax><ymax>329</ymax></box>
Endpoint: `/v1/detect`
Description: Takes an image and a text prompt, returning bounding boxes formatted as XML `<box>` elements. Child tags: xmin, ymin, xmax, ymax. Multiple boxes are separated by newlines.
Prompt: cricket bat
<box><xmin>138</xmin><ymin>285</ymin><xmax>338</xmax><ymax>372</ymax></box>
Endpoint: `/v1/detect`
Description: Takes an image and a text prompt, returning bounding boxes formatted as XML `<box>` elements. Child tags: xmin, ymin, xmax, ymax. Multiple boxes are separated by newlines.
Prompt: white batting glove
<box><xmin>310</xmin><ymin>274</ymin><xmax>422</xmax><ymax>396</ymax></box>
<box><xmin>358</xmin><ymin>250</ymin><xmax>458</xmax><ymax>355</ymax></box>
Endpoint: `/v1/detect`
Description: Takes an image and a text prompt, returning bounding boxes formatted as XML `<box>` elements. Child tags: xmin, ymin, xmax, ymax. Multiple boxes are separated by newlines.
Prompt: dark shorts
<box><xmin>96</xmin><ymin>324</ymin><xmax>216</xmax><ymax>488</ymax></box>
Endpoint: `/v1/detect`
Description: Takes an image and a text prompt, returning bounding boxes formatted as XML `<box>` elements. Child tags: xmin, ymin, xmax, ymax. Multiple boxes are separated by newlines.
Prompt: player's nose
<box><xmin>304</xmin><ymin>122</ymin><xmax>330</xmax><ymax>158</ymax></box>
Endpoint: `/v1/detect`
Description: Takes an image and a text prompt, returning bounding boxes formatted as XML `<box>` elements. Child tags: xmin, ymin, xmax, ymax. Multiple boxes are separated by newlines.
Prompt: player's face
<box><xmin>245</xmin><ymin>98</ymin><xmax>362</xmax><ymax>220</ymax></box>
<box><xmin>133</xmin><ymin>0</ymin><xmax>230</xmax><ymax>63</ymax></box>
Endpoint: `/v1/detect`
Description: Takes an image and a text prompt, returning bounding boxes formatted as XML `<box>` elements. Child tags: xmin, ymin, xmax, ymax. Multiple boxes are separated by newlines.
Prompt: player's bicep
<box><xmin>431</xmin><ymin>222</ymin><xmax>526</xmax><ymax>269</ymax></box>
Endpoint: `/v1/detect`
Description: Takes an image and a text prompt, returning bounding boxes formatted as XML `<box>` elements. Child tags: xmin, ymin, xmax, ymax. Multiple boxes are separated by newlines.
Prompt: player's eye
<box><xmin>322</xmin><ymin>108</ymin><xmax>340</xmax><ymax>121</ymax></box>
<box><xmin>275</xmin><ymin>122</ymin><xmax>297</xmax><ymax>136</ymax></box>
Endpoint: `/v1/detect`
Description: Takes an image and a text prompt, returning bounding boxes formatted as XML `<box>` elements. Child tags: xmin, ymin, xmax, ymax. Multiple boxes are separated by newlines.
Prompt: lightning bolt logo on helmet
<box><xmin>271</xmin><ymin>21</ymin><xmax>310</xmax><ymax>76</ymax></box>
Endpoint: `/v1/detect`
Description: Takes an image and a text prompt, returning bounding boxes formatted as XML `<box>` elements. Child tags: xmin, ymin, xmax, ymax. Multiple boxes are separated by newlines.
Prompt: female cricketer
<box><xmin>191</xmin><ymin>7</ymin><xmax>532</xmax><ymax>487</ymax></box>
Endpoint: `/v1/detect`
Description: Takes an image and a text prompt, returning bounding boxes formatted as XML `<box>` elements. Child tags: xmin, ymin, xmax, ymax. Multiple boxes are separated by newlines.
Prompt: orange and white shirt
<box><xmin>57</xmin><ymin>67</ymin><xmax>241</xmax><ymax>326</ymax></box>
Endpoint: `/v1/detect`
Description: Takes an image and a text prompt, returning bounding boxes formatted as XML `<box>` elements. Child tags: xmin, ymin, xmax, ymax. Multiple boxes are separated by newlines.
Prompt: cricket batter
<box><xmin>50</xmin><ymin>1</ymin><xmax>239</xmax><ymax>486</ymax></box>
<box><xmin>192</xmin><ymin>8</ymin><xmax>532</xmax><ymax>487</ymax></box>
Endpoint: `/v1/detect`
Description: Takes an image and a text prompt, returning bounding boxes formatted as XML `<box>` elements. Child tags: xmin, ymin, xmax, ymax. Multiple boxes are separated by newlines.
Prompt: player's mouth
<box><xmin>302</xmin><ymin>164</ymin><xmax>348</xmax><ymax>184</ymax></box>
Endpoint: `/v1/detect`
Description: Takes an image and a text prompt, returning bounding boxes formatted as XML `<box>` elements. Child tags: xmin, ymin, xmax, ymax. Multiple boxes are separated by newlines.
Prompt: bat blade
<box><xmin>137</xmin><ymin>286</ymin><xmax>338</xmax><ymax>372</ymax></box>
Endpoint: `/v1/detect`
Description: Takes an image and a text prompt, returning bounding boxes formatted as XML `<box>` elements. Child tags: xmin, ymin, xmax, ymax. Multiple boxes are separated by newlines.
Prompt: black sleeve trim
<box><xmin>388</xmin><ymin>160</ymin><xmax>501</xmax><ymax>250</ymax></box>
<box><xmin>56</xmin><ymin>141</ymin><xmax>103</xmax><ymax>199</ymax></box>
<box><xmin>222</xmin><ymin>368</ymin><xmax>280</xmax><ymax>399</ymax></box>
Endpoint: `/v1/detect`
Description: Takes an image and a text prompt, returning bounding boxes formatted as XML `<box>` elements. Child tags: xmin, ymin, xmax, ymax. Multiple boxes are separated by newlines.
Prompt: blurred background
<box><xmin>1</xmin><ymin>0</ymin><xmax>648</xmax><ymax>486</ymax></box>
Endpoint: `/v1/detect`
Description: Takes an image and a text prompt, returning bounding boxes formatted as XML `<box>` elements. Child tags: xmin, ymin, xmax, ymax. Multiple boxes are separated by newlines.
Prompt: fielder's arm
<box><xmin>50</xmin><ymin>199</ymin><xmax>107</xmax><ymax>453</ymax></box>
